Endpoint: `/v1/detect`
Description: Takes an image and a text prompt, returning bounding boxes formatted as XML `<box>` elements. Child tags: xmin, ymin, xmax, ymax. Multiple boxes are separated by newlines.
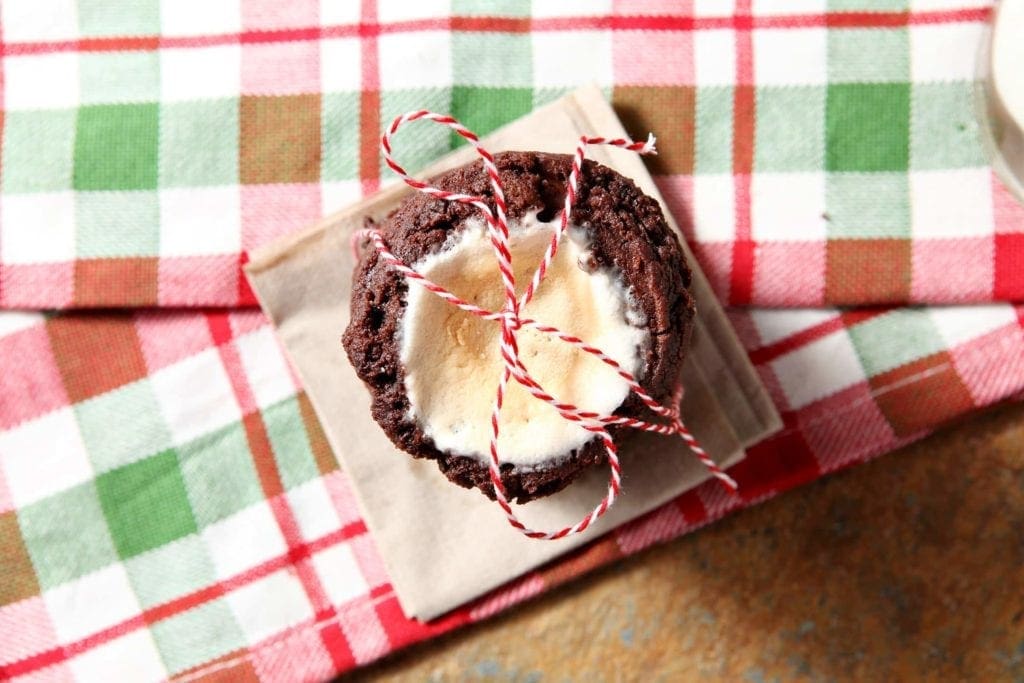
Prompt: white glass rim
<box><xmin>976</xmin><ymin>0</ymin><xmax>1024</xmax><ymax>206</ymax></box>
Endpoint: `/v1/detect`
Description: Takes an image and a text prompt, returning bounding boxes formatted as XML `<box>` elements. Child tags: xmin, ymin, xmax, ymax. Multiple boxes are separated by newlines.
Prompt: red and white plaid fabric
<box><xmin>2</xmin><ymin>1</ymin><xmax>1023</xmax><ymax>680</ymax></box>
<box><xmin>1</xmin><ymin>303</ymin><xmax>1022</xmax><ymax>681</ymax></box>
<box><xmin>0</xmin><ymin>0</ymin><xmax>1019</xmax><ymax>308</ymax></box>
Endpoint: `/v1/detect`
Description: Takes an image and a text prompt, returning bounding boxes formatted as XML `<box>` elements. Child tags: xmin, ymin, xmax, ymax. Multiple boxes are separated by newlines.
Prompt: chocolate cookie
<box><xmin>342</xmin><ymin>152</ymin><xmax>696</xmax><ymax>502</ymax></box>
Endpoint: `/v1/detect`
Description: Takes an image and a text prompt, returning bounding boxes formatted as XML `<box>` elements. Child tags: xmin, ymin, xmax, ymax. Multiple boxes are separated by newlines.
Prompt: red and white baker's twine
<box><xmin>356</xmin><ymin>110</ymin><xmax>738</xmax><ymax>540</ymax></box>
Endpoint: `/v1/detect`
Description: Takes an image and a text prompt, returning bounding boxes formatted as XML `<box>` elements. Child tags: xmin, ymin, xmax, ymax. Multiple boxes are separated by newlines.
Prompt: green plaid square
<box><xmin>18</xmin><ymin>482</ymin><xmax>120</xmax><ymax>589</ymax></box>
<box><xmin>2</xmin><ymin>109</ymin><xmax>77</xmax><ymax>193</ymax></box>
<box><xmin>911</xmin><ymin>82</ymin><xmax>988</xmax><ymax>170</ymax></box>
<box><xmin>74</xmin><ymin>103</ymin><xmax>159</xmax><ymax>190</ymax></box>
<box><xmin>96</xmin><ymin>450</ymin><xmax>198</xmax><ymax>560</ymax></box>
<box><xmin>159</xmin><ymin>99</ymin><xmax>240</xmax><ymax>187</ymax></box>
<box><xmin>262</xmin><ymin>398</ymin><xmax>320</xmax><ymax>491</ymax></box>
<box><xmin>80</xmin><ymin>51</ymin><xmax>160</xmax><ymax>104</ymax></box>
<box><xmin>76</xmin><ymin>378</ymin><xmax>172</xmax><ymax>469</ymax></box>
<box><xmin>321</xmin><ymin>92</ymin><xmax>360</xmax><ymax>182</ymax></box>
<box><xmin>826</xmin><ymin>172</ymin><xmax>910</xmax><ymax>238</ymax></box>
<box><xmin>75</xmin><ymin>191</ymin><xmax>160</xmax><ymax>258</ymax></box>
<box><xmin>848</xmin><ymin>310</ymin><xmax>946</xmax><ymax>376</ymax></box>
<box><xmin>78</xmin><ymin>0</ymin><xmax>160</xmax><ymax>37</ymax></box>
<box><xmin>125</xmin><ymin>534</ymin><xmax>217</xmax><ymax>609</ymax></box>
<box><xmin>695</xmin><ymin>86</ymin><xmax>734</xmax><ymax>174</ymax></box>
<box><xmin>380</xmin><ymin>88</ymin><xmax>453</xmax><ymax>176</ymax></box>
<box><xmin>826</xmin><ymin>83</ymin><xmax>910</xmax><ymax>172</ymax></box>
<box><xmin>451</xmin><ymin>86</ymin><xmax>533</xmax><ymax>146</ymax></box>
<box><xmin>150</xmin><ymin>600</ymin><xmax>246</xmax><ymax>675</ymax></box>
<box><xmin>755</xmin><ymin>86</ymin><xmax>825</xmax><ymax>172</ymax></box>
<box><xmin>828</xmin><ymin>28</ymin><xmax>909</xmax><ymax>84</ymax></box>
<box><xmin>452</xmin><ymin>0</ymin><xmax>530</xmax><ymax>15</ymax></box>
<box><xmin>452</xmin><ymin>32</ymin><xmax>532</xmax><ymax>87</ymax></box>
<box><xmin>178</xmin><ymin>422</ymin><xmax>264</xmax><ymax>528</ymax></box>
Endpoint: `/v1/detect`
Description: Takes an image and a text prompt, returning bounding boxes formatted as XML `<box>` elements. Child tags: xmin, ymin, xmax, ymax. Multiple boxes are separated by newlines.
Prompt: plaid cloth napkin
<box><xmin>3</xmin><ymin>1</ymin><xmax>1024</xmax><ymax>681</ymax></box>
<box><xmin>1</xmin><ymin>304</ymin><xmax>1022</xmax><ymax>681</ymax></box>
<box><xmin>1</xmin><ymin>0</ymin><xmax>1020</xmax><ymax>309</ymax></box>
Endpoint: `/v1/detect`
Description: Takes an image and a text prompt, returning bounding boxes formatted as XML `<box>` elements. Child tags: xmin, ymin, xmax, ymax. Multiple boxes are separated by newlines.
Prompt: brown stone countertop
<box><xmin>351</xmin><ymin>401</ymin><xmax>1024</xmax><ymax>681</ymax></box>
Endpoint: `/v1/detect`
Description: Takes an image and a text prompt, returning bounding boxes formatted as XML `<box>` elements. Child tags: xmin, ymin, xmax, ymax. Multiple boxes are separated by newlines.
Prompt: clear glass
<box><xmin>976</xmin><ymin>0</ymin><xmax>1024</xmax><ymax>205</ymax></box>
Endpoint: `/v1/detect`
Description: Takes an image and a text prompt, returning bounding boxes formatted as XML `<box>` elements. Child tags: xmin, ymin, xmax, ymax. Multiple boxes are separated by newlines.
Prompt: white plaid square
<box><xmin>321</xmin><ymin>2</ymin><xmax>361</xmax><ymax>25</ymax></box>
<box><xmin>694</xmin><ymin>0</ymin><xmax>733</xmax><ymax>16</ymax></box>
<box><xmin>161</xmin><ymin>46</ymin><xmax>242</xmax><ymax>102</ymax></box>
<box><xmin>753</xmin><ymin>0</ymin><xmax>826</xmax><ymax>14</ymax></box>
<box><xmin>44</xmin><ymin>564</ymin><xmax>142</xmax><ymax>644</ymax></box>
<box><xmin>69</xmin><ymin>631</ymin><xmax>167</xmax><ymax>683</ymax></box>
<box><xmin>321</xmin><ymin>181</ymin><xmax>363</xmax><ymax>215</ymax></box>
<box><xmin>287</xmin><ymin>478</ymin><xmax>343</xmax><ymax>543</ymax></box>
<box><xmin>159</xmin><ymin>187</ymin><xmax>242</xmax><ymax>256</ymax></box>
<box><xmin>0</xmin><ymin>408</ymin><xmax>93</xmax><ymax>508</ymax></box>
<box><xmin>0</xmin><ymin>311</ymin><xmax>44</xmax><ymax>339</ymax></box>
<box><xmin>235</xmin><ymin>327</ymin><xmax>296</xmax><ymax>411</ymax></box>
<box><xmin>752</xmin><ymin>309</ymin><xmax>838</xmax><ymax>347</ymax></box>
<box><xmin>150</xmin><ymin>348</ymin><xmax>241</xmax><ymax>446</ymax></box>
<box><xmin>751</xmin><ymin>172</ymin><xmax>827</xmax><ymax>241</ymax></box>
<box><xmin>311</xmin><ymin>544</ymin><xmax>369</xmax><ymax>608</ymax></box>
<box><xmin>753</xmin><ymin>28</ymin><xmax>827</xmax><ymax>86</ymax></box>
<box><xmin>694</xmin><ymin>29</ymin><xmax>736</xmax><ymax>87</ymax></box>
<box><xmin>5</xmin><ymin>54</ymin><xmax>79</xmax><ymax>111</ymax></box>
<box><xmin>378</xmin><ymin>0</ymin><xmax>451</xmax><ymax>22</ymax></box>
<box><xmin>79</xmin><ymin>52</ymin><xmax>159</xmax><ymax>105</ymax></box>
<box><xmin>910</xmin><ymin>22</ymin><xmax>983</xmax><ymax>83</ymax></box>
<box><xmin>226</xmin><ymin>569</ymin><xmax>315</xmax><ymax>644</ymax></box>
<box><xmin>771</xmin><ymin>330</ymin><xmax>867</xmax><ymax>410</ymax></box>
<box><xmin>378</xmin><ymin>31</ymin><xmax>452</xmax><ymax>89</ymax></box>
<box><xmin>321</xmin><ymin>38</ymin><xmax>361</xmax><ymax>93</ymax></box>
<box><xmin>2</xmin><ymin>0</ymin><xmax>78</xmax><ymax>43</ymax></box>
<box><xmin>910</xmin><ymin>0</ymin><xmax>979</xmax><ymax>11</ymax></box>
<box><xmin>161</xmin><ymin>0</ymin><xmax>241</xmax><ymax>36</ymax></box>
<box><xmin>910</xmin><ymin>169</ymin><xmax>995</xmax><ymax>239</ymax></box>
<box><xmin>1</xmin><ymin>193</ymin><xmax>76</xmax><ymax>264</ymax></box>
<box><xmin>532</xmin><ymin>31</ymin><xmax>614</xmax><ymax>88</ymax></box>
<box><xmin>531</xmin><ymin>0</ymin><xmax>612</xmax><ymax>17</ymax></box>
<box><xmin>929</xmin><ymin>304</ymin><xmax>1020</xmax><ymax>349</ymax></box>
<box><xmin>201</xmin><ymin>502</ymin><xmax>288</xmax><ymax>579</ymax></box>
<box><xmin>691</xmin><ymin>174</ymin><xmax>736</xmax><ymax>241</ymax></box>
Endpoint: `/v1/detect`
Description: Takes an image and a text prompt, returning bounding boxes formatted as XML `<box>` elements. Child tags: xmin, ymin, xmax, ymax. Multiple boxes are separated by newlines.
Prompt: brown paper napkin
<box><xmin>246</xmin><ymin>86</ymin><xmax>781</xmax><ymax>621</ymax></box>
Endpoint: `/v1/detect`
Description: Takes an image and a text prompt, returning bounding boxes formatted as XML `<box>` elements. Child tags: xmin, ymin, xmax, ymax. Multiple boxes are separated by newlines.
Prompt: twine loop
<box><xmin>356</xmin><ymin>110</ymin><xmax>737</xmax><ymax>540</ymax></box>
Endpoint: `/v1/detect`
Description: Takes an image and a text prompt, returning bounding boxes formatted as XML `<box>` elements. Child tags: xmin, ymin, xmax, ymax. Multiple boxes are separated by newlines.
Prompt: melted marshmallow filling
<box><xmin>399</xmin><ymin>211</ymin><xmax>649</xmax><ymax>468</ymax></box>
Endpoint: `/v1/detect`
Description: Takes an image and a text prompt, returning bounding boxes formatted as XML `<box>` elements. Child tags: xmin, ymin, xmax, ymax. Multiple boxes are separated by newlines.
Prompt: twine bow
<box><xmin>355</xmin><ymin>111</ymin><xmax>738</xmax><ymax>540</ymax></box>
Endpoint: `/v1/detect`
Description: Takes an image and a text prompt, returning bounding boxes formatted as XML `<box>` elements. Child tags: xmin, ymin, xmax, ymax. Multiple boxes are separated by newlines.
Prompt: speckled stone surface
<box><xmin>350</xmin><ymin>402</ymin><xmax>1024</xmax><ymax>682</ymax></box>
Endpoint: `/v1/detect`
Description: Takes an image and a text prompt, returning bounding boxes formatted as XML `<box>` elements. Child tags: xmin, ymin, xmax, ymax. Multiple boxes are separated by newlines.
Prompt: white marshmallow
<box><xmin>400</xmin><ymin>212</ymin><xmax>648</xmax><ymax>467</ymax></box>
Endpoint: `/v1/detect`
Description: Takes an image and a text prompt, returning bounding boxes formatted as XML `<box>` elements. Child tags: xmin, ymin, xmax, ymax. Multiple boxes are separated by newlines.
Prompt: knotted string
<box><xmin>354</xmin><ymin>110</ymin><xmax>738</xmax><ymax>540</ymax></box>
